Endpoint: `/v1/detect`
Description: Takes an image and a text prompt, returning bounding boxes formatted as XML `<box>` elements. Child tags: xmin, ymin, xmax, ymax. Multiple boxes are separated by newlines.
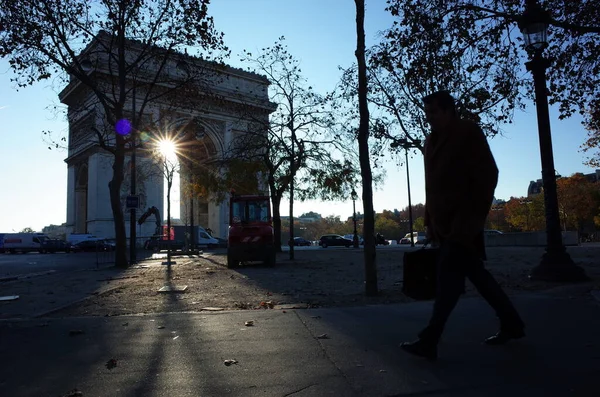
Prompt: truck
<box><xmin>138</xmin><ymin>206</ymin><xmax>218</xmax><ymax>250</ymax></box>
<box><xmin>0</xmin><ymin>233</ymin><xmax>49</xmax><ymax>253</ymax></box>
<box><xmin>172</xmin><ymin>225</ymin><xmax>219</xmax><ymax>248</ymax></box>
<box><xmin>66</xmin><ymin>233</ymin><xmax>104</xmax><ymax>245</ymax></box>
<box><xmin>227</xmin><ymin>192</ymin><xmax>275</xmax><ymax>268</ymax></box>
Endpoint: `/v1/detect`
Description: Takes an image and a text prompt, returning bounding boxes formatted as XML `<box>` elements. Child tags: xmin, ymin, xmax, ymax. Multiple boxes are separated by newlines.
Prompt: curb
<box><xmin>0</xmin><ymin>270</ymin><xmax>57</xmax><ymax>283</ymax></box>
<box><xmin>32</xmin><ymin>283</ymin><xmax>127</xmax><ymax>318</ymax></box>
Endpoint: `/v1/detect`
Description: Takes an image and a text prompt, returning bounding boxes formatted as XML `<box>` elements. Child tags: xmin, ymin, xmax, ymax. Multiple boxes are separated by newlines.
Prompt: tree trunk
<box><xmin>271</xmin><ymin>193</ymin><xmax>283</xmax><ymax>253</ymax></box>
<box><xmin>289</xmin><ymin>141</ymin><xmax>295</xmax><ymax>260</ymax></box>
<box><xmin>109</xmin><ymin>136</ymin><xmax>129</xmax><ymax>268</ymax></box>
<box><xmin>355</xmin><ymin>0</ymin><xmax>378</xmax><ymax>296</ymax></box>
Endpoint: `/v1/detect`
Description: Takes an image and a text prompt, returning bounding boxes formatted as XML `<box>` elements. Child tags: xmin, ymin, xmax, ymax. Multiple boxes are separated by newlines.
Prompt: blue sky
<box><xmin>0</xmin><ymin>0</ymin><xmax>595</xmax><ymax>233</ymax></box>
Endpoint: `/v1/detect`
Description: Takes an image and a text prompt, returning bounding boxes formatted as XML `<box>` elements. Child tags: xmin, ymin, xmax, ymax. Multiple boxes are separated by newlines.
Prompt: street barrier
<box><xmin>485</xmin><ymin>231</ymin><xmax>579</xmax><ymax>247</ymax></box>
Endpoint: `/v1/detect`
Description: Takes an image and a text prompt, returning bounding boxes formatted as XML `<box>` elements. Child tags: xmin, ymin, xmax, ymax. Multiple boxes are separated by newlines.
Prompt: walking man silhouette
<box><xmin>400</xmin><ymin>91</ymin><xmax>525</xmax><ymax>360</ymax></box>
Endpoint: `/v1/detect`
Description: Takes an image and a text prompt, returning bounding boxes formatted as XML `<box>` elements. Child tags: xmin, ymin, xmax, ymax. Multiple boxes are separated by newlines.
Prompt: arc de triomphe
<box><xmin>59</xmin><ymin>38</ymin><xmax>274</xmax><ymax>241</ymax></box>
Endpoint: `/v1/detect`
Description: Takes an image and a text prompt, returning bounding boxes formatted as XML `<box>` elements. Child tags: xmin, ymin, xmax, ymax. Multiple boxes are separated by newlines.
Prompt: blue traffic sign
<box><xmin>126</xmin><ymin>195</ymin><xmax>139</xmax><ymax>209</ymax></box>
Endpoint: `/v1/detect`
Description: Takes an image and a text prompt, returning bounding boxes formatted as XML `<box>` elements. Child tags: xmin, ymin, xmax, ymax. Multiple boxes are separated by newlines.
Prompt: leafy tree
<box><xmin>362</xmin><ymin>0</ymin><xmax>524</xmax><ymax>154</ymax></box>
<box><xmin>0</xmin><ymin>0</ymin><xmax>227</xmax><ymax>267</ymax></box>
<box><xmin>416</xmin><ymin>0</ymin><xmax>600</xmax><ymax>164</ymax></box>
<box><xmin>20</xmin><ymin>227</ymin><xmax>35</xmax><ymax>233</ymax></box>
<box><xmin>374</xmin><ymin>216</ymin><xmax>402</xmax><ymax>241</ymax></box>
<box><xmin>413</xmin><ymin>217</ymin><xmax>426</xmax><ymax>232</ymax></box>
<box><xmin>486</xmin><ymin>203</ymin><xmax>509</xmax><ymax>231</ymax></box>
<box><xmin>227</xmin><ymin>38</ymin><xmax>359</xmax><ymax>252</ymax></box>
<box><xmin>504</xmin><ymin>195</ymin><xmax>545</xmax><ymax>231</ymax></box>
<box><xmin>556</xmin><ymin>173</ymin><xmax>597</xmax><ymax>232</ymax></box>
<box><xmin>355</xmin><ymin>0</ymin><xmax>378</xmax><ymax>296</ymax></box>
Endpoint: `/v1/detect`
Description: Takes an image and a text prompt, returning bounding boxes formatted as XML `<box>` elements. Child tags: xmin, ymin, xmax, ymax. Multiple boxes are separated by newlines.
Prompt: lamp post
<box><xmin>157</xmin><ymin>139</ymin><xmax>177</xmax><ymax>268</ymax></box>
<box><xmin>396</xmin><ymin>138</ymin><xmax>420</xmax><ymax>247</ymax></box>
<box><xmin>129</xmin><ymin>85</ymin><xmax>137</xmax><ymax>265</ymax></box>
<box><xmin>518</xmin><ymin>0</ymin><xmax>587</xmax><ymax>282</ymax></box>
<box><xmin>351</xmin><ymin>188</ymin><xmax>359</xmax><ymax>248</ymax></box>
<box><xmin>188</xmin><ymin>159</ymin><xmax>195</xmax><ymax>253</ymax></box>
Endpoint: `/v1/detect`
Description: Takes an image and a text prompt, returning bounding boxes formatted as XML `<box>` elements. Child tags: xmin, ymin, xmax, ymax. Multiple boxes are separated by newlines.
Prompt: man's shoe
<box><xmin>400</xmin><ymin>339</ymin><xmax>438</xmax><ymax>360</ymax></box>
<box><xmin>484</xmin><ymin>329</ymin><xmax>525</xmax><ymax>345</ymax></box>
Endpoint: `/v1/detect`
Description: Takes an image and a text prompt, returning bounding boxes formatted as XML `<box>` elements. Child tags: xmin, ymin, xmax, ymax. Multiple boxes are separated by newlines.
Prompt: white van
<box><xmin>196</xmin><ymin>229</ymin><xmax>219</xmax><ymax>248</ymax></box>
<box><xmin>66</xmin><ymin>233</ymin><xmax>103</xmax><ymax>245</ymax></box>
<box><xmin>0</xmin><ymin>233</ymin><xmax>49</xmax><ymax>253</ymax></box>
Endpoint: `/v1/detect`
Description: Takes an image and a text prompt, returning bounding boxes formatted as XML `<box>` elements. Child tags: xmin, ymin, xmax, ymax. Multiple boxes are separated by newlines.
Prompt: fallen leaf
<box><xmin>62</xmin><ymin>389</ymin><xmax>83</xmax><ymax>397</ymax></box>
<box><xmin>224</xmin><ymin>359</ymin><xmax>238</xmax><ymax>366</ymax></box>
<box><xmin>173</xmin><ymin>336</ymin><xmax>180</xmax><ymax>340</ymax></box>
<box><xmin>244</xmin><ymin>320</ymin><xmax>254</xmax><ymax>326</ymax></box>
<box><xmin>105</xmin><ymin>358</ymin><xmax>118</xmax><ymax>370</ymax></box>
<box><xmin>122</xmin><ymin>322</ymin><xmax>129</xmax><ymax>327</ymax></box>
<box><xmin>316</xmin><ymin>334</ymin><xmax>329</xmax><ymax>339</ymax></box>
<box><xmin>157</xmin><ymin>326</ymin><xmax>165</xmax><ymax>329</ymax></box>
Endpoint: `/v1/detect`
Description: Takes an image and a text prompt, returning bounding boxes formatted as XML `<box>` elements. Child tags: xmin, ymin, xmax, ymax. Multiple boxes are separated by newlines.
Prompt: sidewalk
<box><xmin>0</xmin><ymin>294</ymin><xmax>598</xmax><ymax>396</ymax></box>
<box><xmin>0</xmin><ymin>254</ymin><xmax>197</xmax><ymax>319</ymax></box>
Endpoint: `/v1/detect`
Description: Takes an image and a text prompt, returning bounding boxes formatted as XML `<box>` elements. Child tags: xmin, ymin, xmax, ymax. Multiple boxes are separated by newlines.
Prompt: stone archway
<box><xmin>74</xmin><ymin>163</ymin><xmax>88</xmax><ymax>233</ymax></box>
<box><xmin>178</xmin><ymin>119</ymin><xmax>222</xmax><ymax>232</ymax></box>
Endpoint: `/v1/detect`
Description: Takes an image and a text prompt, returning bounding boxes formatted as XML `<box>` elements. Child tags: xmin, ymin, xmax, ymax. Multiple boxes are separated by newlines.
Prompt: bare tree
<box><xmin>223</xmin><ymin>38</ymin><xmax>360</xmax><ymax>253</ymax></box>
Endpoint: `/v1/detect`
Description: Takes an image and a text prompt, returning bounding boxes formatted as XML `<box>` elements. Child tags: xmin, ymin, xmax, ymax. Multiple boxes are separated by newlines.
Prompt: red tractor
<box><xmin>227</xmin><ymin>193</ymin><xmax>275</xmax><ymax>268</ymax></box>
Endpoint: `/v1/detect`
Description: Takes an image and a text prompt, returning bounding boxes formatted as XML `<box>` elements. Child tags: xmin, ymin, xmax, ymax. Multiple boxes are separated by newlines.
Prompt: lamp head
<box><xmin>518</xmin><ymin>0</ymin><xmax>550</xmax><ymax>52</ymax></box>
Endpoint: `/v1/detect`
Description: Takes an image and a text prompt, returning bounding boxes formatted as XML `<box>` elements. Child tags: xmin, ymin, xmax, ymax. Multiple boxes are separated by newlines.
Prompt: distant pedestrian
<box><xmin>400</xmin><ymin>91</ymin><xmax>525</xmax><ymax>360</ymax></box>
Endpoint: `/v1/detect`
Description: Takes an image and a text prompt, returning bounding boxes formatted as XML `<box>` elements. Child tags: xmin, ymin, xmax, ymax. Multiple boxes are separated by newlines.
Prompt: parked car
<box><xmin>343</xmin><ymin>234</ymin><xmax>364</xmax><ymax>245</ymax></box>
<box><xmin>399</xmin><ymin>232</ymin><xmax>428</xmax><ymax>245</ymax></box>
<box><xmin>375</xmin><ymin>233</ymin><xmax>390</xmax><ymax>246</ymax></box>
<box><xmin>484</xmin><ymin>230</ymin><xmax>503</xmax><ymax>235</ymax></box>
<box><xmin>40</xmin><ymin>239</ymin><xmax>73</xmax><ymax>253</ymax></box>
<box><xmin>319</xmin><ymin>234</ymin><xmax>353</xmax><ymax>248</ymax></box>
<box><xmin>291</xmin><ymin>237</ymin><xmax>312</xmax><ymax>246</ymax></box>
<box><xmin>72</xmin><ymin>239</ymin><xmax>114</xmax><ymax>252</ymax></box>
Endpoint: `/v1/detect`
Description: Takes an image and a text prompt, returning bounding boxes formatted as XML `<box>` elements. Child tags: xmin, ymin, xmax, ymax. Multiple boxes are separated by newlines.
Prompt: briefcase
<box><xmin>402</xmin><ymin>248</ymin><xmax>440</xmax><ymax>300</ymax></box>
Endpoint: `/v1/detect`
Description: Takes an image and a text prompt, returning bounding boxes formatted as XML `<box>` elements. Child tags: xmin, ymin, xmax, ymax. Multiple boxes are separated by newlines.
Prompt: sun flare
<box><xmin>158</xmin><ymin>139</ymin><xmax>177</xmax><ymax>159</ymax></box>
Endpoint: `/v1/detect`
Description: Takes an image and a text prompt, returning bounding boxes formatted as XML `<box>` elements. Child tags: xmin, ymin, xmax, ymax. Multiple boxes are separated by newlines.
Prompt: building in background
<box><xmin>60</xmin><ymin>32</ymin><xmax>274</xmax><ymax>240</ymax></box>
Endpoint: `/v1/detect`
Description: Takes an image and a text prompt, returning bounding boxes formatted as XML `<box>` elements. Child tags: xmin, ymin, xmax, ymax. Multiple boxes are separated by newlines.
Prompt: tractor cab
<box><xmin>227</xmin><ymin>194</ymin><xmax>275</xmax><ymax>268</ymax></box>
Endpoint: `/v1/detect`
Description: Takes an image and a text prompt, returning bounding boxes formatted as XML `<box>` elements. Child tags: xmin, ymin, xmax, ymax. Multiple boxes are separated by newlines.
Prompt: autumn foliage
<box><xmin>498</xmin><ymin>173</ymin><xmax>600</xmax><ymax>233</ymax></box>
<box><xmin>556</xmin><ymin>173</ymin><xmax>599</xmax><ymax>232</ymax></box>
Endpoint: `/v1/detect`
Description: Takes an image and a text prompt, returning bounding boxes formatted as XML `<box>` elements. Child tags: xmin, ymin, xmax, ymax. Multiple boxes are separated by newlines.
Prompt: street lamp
<box><xmin>518</xmin><ymin>0</ymin><xmax>587</xmax><ymax>282</ymax></box>
<box><xmin>158</xmin><ymin>138</ymin><xmax>178</xmax><ymax>268</ymax></box>
<box><xmin>395</xmin><ymin>138</ymin><xmax>420</xmax><ymax>247</ymax></box>
<box><xmin>351</xmin><ymin>188</ymin><xmax>359</xmax><ymax>248</ymax></box>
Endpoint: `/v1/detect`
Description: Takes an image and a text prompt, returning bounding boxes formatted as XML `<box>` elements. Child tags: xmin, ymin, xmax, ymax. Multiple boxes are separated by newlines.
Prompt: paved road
<box><xmin>0</xmin><ymin>252</ymin><xmax>103</xmax><ymax>278</ymax></box>
<box><xmin>0</xmin><ymin>249</ymin><xmax>157</xmax><ymax>279</ymax></box>
<box><xmin>0</xmin><ymin>243</ymin><xmax>412</xmax><ymax>279</ymax></box>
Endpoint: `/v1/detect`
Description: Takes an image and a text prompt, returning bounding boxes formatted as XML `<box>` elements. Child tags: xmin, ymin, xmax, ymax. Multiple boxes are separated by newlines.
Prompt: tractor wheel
<box><xmin>227</xmin><ymin>255</ymin><xmax>239</xmax><ymax>269</ymax></box>
<box><xmin>265</xmin><ymin>252</ymin><xmax>276</xmax><ymax>267</ymax></box>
